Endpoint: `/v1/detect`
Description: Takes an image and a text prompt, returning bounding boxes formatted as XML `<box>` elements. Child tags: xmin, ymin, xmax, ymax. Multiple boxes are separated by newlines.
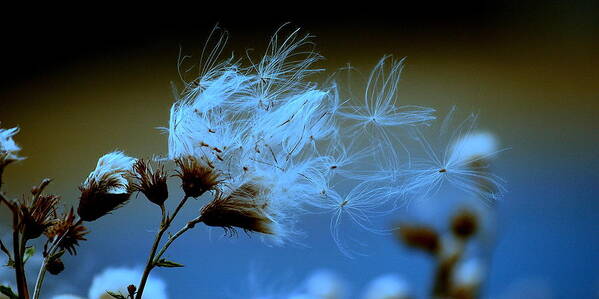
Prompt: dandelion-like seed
<box><xmin>78</xmin><ymin>151</ymin><xmax>136</xmax><ymax>221</ymax></box>
<box><xmin>402</xmin><ymin>111</ymin><xmax>505</xmax><ymax>202</ymax></box>
<box><xmin>338</xmin><ymin>56</ymin><xmax>435</xmax><ymax>166</ymax></box>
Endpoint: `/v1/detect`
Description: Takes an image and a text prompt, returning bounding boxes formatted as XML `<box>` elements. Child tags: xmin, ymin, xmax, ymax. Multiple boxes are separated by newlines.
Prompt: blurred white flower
<box><xmin>88</xmin><ymin>267</ymin><xmax>167</xmax><ymax>299</ymax></box>
<box><xmin>454</xmin><ymin>258</ymin><xmax>485</xmax><ymax>288</ymax></box>
<box><xmin>451</xmin><ymin>131</ymin><xmax>498</xmax><ymax>162</ymax></box>
<box><xmin>304</xmin><ymin>269</ymin><xmax>346</xmax><ymax>299</ymax></box>
<box><xmin>362</xmin><ymin>273</ymin><xmax>410</xmax><ymax>299</ymax></box>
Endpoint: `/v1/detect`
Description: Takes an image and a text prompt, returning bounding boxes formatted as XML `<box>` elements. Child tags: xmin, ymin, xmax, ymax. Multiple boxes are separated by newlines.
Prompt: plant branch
<box><xmin>1</xmin><ymin>192</ymin><xmax>29</xmax><ymax>299</ymax></box>
<box><xmin>153</xmin><ymin>216</ymin><xmax>201</xmax><ymax>263</ymax></box>
<box><xmin>135</xmin><ymin>196</ymin><xmax>190</xmax><ymax>299</ymax></box>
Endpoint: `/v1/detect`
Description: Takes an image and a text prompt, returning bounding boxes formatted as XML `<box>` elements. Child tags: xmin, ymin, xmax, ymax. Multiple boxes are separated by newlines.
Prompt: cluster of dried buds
<box><xmin>0</xmin><ymin>126</ymin><xmax>269</xmax><ymax>299</ymax></box>
<box><xmin>395</xmin><ymin>209</ymin><xmax>483</xmax><ymax>299</ymax></box>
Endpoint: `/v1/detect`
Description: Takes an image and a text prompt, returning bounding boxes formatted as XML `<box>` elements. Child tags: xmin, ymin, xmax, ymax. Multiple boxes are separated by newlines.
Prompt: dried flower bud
<box><xmin>395</xmin><ymin>224</ymin><xmax>440</xmax><ymax>255</ymax></box>
<box><xmin>78</xmin><ymin>152</ymin><xmax>136</xmax><ymax>221</ymax></box>
<box><xmin>130</xmin><ymin>159</ymin><xmax>169</xmax><ymax>206</ymax></box>
<box><xmin>199</xmin><ymin>183</ymin><xmax>274</xmax><ymax>235</ymax></box>
<box><xmin>127</xmin><ymin>284</ymin><xmax>137</xmax><ymax>297</ymax></box>
<box><xmin>450</xmin><ymin>210</ymin><xmax>478</xmax><ymax>240</ymax></box>
<box><xmin>175</xmin><ymin>156</ymin><xmax>220</xmax><ymax>198</ymax></box>
<box><xmin>46</xmin><ymin>257</ymin><xmax>65</xmax><ymax>275</ymax></box>
<box><xmin>45</xmin><ymin>208</ymin><xmax>88</xmax><ymax>255</ymax></box>
<box><xmin>20</xmin><ymin>194</ymin><xmax>60</xmax><ymax>240</ymax></box>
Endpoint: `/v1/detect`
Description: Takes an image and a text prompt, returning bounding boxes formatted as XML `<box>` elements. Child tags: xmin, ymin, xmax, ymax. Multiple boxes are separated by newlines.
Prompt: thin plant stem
<box><xmin>135</xmin><ymin>196</ymin><xmax>190</xmax><ymax>299</ymax></box>
<box><xmin>31</xmin><ymin>259</ymin><xmax>47</xmax><ymax>299</ymax></box>
<box><xmin>32</xmin><ymin>226</ymin><xmax>73</xmax><ymax>299</ymax></box>
<box><xmin>1</xmin><ymin>193</ymin><xmax>29</xmax><ymax>299</ymax></box>
<box><xmin>153</xmin><ymin>216</ymin><xmax>201</xmax><ymax>263</ymax></box>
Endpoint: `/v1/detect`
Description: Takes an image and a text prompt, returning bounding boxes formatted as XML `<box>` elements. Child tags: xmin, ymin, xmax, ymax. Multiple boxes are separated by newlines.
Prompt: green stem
<box><xmin>135</xmin><ymin>196</ymin><xmax>189</xmax><ymax>299</ymax></box>
<box><xmin>153</xmin><ymin>217</ymin><xmax>201</xmax><ymax>263</ymax></box>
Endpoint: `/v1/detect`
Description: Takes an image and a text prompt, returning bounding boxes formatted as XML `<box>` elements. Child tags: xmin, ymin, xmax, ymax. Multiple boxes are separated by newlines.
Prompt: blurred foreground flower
<box><xmin>362</xmin><ymin>274</ymin><xmax>410</xmax><ymax>299</ymax></box>
<box><xmin>88</xmin><ymin>267</ymin><xmax>167</xmax><ymax>299</ymax></box>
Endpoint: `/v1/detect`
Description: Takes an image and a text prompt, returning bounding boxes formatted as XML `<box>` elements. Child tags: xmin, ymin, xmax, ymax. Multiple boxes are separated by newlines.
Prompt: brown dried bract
<box><xmin>45</xmin><ymin>208</ymin><xmax>88</xmax><ymax>255</ymax></box>
<box><xmin>77</xmin><ymin>174</ymin><xmax>132</xmax><ymax>222</ymax></box>
<box><xmin>130</xmin><ymin>159</ymin><xmax>169</xmax><ymax>206</ymax></box>
<box><xmin>20</xmin><ymin>194</ymin><xmax>59</xmax><ymax>240</ymax></box>
<box><xmin>199</xmin><ymin>183</ymin><xmax>274</xmax><ymax>236</ymax></box>
<box><xmin>175</xmin><ymin>156</ymin><xmax>220</xmax><ymax>198</ymax></box>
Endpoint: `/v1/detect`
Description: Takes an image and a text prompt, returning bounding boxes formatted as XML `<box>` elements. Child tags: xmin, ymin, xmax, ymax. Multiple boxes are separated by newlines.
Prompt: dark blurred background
<box><xmin>0</xmin><ymin>2</ymin><xmax>598</xmax><ymax>298</ymax></box>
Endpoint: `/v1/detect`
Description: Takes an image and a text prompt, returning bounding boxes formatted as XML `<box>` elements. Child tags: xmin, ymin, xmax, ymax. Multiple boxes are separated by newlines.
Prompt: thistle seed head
<box><xmin>129</xmin><ymin>159</ymin><xmax>169</xmax><ymax>206</ymax></box>
<box><xmin>175</xmin><ymin>155</ymin><xmax>220</xmax><ymax>198</ymax></box>
<box><xmin>45</xmin><ymin>208</ymin><xmax>88</xmax><ymax>255</ymax></box>
<box><xmin>199</xmin><ymin>183</ymin><xmax>274</xmax><ymax>235</ymax></box>
<box><xmin>78</xmin><ymin>152</ymin><xmax>136</xmax><ymax>221</ymax></box>
<box><xmin>20</xmin><ymin>194</ymin><xmax>59</xmax><ymax>240</ymax></box>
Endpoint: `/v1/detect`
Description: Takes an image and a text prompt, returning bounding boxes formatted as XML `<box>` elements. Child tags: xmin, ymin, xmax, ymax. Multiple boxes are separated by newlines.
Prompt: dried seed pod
<box><xmin>199</xmin><ymin>183</ymin><xmax>274</xmax><ymax>235</ymax></box>
<box><xmin>46</xmin><ymin>257</ymin><xmax>65</xmax><ymax>275</ymax></box>
<box><xmin>175</xmin><ymin>156</ymin><xmax>220</xmax><ymax>198</ymax></box>
<box><xmin>129</xmin><ymin>159</ymin><xmax>169</xmax><ymax>206</ymax></box>
<box><xmin>20</xmin><ymin>194</ymin><xmax>60</xmax><ymax>240</ymax></box>
<box><xmin>78</xmin><ymin>152</ymin><xmax>136</xmax><ymax>221</ymax></box>
<box><xmin>45</xmin><ymin>208</ymin><xmax>88</xmax><ymax>255</ymax></box>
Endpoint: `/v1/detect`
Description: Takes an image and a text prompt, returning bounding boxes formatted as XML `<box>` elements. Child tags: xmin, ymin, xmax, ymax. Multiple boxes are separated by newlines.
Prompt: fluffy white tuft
<box><xmin>0</xmin><ymin>126</ymin><xmax>25</xmax><ymax>163</ymax></box>
<box><xmin>454</xmin><ymin>258</ymin><xmax>485</xmax><ymax>287</ymax></box>
<box><xmin>304</xmin><ymin>269</ymin><xmax>346</xmax><ymax>299</ymax></box>
<box><xmin>83</xmin><ymin>151</ymin><xmax>137</xmax><ymax>194</ymax></box>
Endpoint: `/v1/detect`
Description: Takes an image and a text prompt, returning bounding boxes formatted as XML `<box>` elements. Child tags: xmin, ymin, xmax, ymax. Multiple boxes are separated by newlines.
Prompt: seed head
<box><xmin>129</xmin><ymin>159</ymin><xmax>169</xmax><ymax>206</ymax></box>
<box><xmin>78</xmin><ymin>152</ymin><xmax>136</xmax><ymax>221</ymax></box>
<box><xmin>20</xmin><ymin>194</ymin><xmax>59</xmax><ymax>240</ymax></box>
<box><xmin>199</xmin><ymin>183</ymin><xmax>274</xmax><ymax>235</ymax></box>
<box><xmin>46</xmin><ymin>257</ymin><xmax>65</xmax><ymax>275</ymax></box>
<box><xmin>175</xmin><ymin>156</ymin><xmax>220</xmax><ymax>198</ymax></box>
<box><xmin>45</xmin><ymin>208</ymin><xmax>88</xmax><ymax>255</ymax></box>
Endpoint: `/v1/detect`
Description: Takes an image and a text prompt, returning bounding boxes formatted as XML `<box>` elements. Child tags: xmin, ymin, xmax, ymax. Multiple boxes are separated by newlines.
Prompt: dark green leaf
<box><xmin>155</xmin><ymin>258</ymin><xmax>184</xmax><ymax>268</ymax></box>
<box><xmin>106</xmin><ymin>290</ymin><xmax>127</xmax><ymax>299</ymax></box>
<box><xmin>23</xmin><ymin>246</ymin><xmax>35</xmax><ymax>264</ymax></box>
<box><xmin>0</xmin><ymin>285</ymin><xmax>18</xmax><ymax>299</ymax></box>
